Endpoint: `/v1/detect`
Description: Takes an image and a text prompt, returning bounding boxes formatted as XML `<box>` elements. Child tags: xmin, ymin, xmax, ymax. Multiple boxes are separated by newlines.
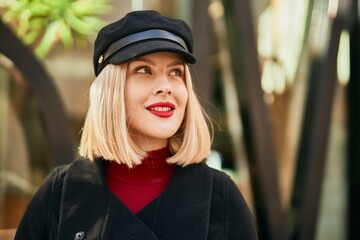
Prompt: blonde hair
<box><xmin>79</xmin><ymin>63</ymin><xmax>212</xmax><ymax>168</ymax></box>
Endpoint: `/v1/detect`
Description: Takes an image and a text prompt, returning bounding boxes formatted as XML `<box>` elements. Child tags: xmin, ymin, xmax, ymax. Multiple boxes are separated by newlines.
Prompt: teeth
<box><xmin>150</xmin><ymin>107</ymin><xmax>172</xmax><ymax>112</ymax></box>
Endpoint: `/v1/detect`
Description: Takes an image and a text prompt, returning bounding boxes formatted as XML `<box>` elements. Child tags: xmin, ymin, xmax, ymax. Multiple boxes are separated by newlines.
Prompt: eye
<box><xmin>169</xmin><ymin>68</ymin><xmax>184</xmax><ymax>77</ymax></box>
<box><xmin>135</xmin><ymin>66</ymin><xmax>152</xmax><ymax>74</ymax></box>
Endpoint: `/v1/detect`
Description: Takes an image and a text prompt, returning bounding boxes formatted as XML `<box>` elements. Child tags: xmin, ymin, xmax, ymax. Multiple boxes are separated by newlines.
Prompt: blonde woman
<box><xmin>15</xmin><ymin>10</ymin><xmax>258</xmax><ymax>240</ymax></box>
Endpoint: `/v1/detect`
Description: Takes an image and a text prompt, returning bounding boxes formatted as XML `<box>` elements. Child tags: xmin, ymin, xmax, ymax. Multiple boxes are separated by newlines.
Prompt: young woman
<box><xmin>15</xmin><ymin>10</ymin><xmax>258</xmax><ymax>239</ymax></box>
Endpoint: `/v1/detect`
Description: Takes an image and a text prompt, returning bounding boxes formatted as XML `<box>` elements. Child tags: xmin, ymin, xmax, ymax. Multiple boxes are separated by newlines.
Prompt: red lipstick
<box><xmin>146</xmin><ymin>102</ymin><xmax>175</xmax><ymax>118</ymax></box>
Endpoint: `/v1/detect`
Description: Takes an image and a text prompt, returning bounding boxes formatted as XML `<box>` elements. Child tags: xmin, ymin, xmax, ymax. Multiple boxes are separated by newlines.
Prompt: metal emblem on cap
<box><xmin>98</xmin><ymin>55</ymin><xmax>104</xmax><ymax>64</ymax></box>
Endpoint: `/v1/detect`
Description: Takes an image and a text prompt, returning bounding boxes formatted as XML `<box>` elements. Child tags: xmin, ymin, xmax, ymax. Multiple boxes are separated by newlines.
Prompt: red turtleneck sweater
<box><xmin>105</xmin><ymin>147</ymin><xmax>175</xmax><ymax>213</ymax></box>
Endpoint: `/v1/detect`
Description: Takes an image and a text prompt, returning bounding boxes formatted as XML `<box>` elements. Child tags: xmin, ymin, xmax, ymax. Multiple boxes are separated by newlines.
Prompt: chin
<box><xmin>150</xmin><ymin>129</ymin><xmax>178</xmax><ymax>139</ymax></box>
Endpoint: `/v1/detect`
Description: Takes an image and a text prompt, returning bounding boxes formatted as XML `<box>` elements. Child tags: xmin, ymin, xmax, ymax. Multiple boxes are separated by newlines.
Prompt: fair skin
<box><xmin>125</xmin><ymin>52</ymin><xmax>188</xmax><ymax>152</ymax></box>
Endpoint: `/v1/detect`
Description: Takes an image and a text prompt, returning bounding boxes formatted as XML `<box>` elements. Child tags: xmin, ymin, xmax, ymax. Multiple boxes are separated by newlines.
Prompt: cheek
<box><xmin>124</xmin><ymin>82</ymin><xmax>145</xmax><ymax>108</ymax></box>
<box><xmin>124</xmin><ymin>86</ymin><xmax>152</xmax><ymax>129</ymax></box>
<box><xmin>177</xmin><ymin>85</ymin><xmax>189</xmax><ymax>107</ymax></box>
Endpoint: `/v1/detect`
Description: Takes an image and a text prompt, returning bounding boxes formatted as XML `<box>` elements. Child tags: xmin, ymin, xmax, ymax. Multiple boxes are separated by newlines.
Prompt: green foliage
<box><xmin>1</xmin><ymin>0</ymin><xmax>110</xmax><ymax>58</ymax></box>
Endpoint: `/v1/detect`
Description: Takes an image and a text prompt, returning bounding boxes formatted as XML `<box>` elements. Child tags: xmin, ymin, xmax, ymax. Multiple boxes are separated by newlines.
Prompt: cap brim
<box><xmin>108</xmin><ymin>40</ymin><xmax>196</xmax><ymax>65</ymax></box>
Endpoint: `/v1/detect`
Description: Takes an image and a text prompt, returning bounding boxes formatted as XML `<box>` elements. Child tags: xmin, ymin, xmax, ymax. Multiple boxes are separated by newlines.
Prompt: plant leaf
<box><xmin>71</xmin><ymin>0</ymin><xmax>111</xmax><ymax>15</ymax></box>
<box><xmin>23</xmin><ymin>28</ymin><xmax>41</xmax><ymax>44</ymax></box>
<box><xmin>58</xmin><ymin>19</ymin><xmax>73</xmax><ymax>47</ymax></box>
<box><xmin>35</xmin><ymin>21</ymin><xmax>60</xmax><ymax>58</ymax></box>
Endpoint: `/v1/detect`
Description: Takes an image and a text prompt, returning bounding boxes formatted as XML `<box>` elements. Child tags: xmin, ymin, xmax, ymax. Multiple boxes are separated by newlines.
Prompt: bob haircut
<box><xmin>79</xmin><ymin>63</ymin><xmax>213</xmax><ymax>168</ymax></box>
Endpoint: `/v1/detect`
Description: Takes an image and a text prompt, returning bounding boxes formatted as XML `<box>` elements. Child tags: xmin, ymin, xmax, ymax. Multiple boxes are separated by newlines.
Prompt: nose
<box><xmin>154</xmin><ymin>74</ymin><xmax>172</xmax><ymax>95</ymax></box>
<box><xmin>155</xmin><ymin>87</ymin><xmax>172</xmax><ymax>95</ymax></box>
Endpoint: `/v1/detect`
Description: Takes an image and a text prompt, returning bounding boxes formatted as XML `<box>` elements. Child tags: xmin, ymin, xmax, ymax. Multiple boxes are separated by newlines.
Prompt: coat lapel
<box><xmin>57</xmin><ymin>159</ymin><xmax>213</xmax><ymax>239</ymax></box>
<box><xmin>57</xmin><ymin>159</ymin><xmax>160</xmax><ymax>240</ymax></box>
<box><xmin>137</xmin><ymin>163</ymin><xmax>213</xmax><ymax>239</ymax></box>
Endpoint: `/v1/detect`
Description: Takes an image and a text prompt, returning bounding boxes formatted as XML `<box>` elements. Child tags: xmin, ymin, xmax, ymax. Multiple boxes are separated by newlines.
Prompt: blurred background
<box><xmin>0</xmin><ymin>0</ymin><xmax>358</xmax><ymax>239</ymax></box>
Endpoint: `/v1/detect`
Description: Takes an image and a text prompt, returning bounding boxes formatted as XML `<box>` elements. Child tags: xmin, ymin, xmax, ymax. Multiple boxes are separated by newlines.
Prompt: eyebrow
<box><xmin>131</xmin><ymin>56</ymin><xmax>184</xmax><ymax>67</ymax></box>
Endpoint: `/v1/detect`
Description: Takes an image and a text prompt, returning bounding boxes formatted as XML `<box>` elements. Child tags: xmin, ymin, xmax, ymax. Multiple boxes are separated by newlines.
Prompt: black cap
<box><xmin>93</xmin><ymin>10</ymin><xmax>196</xmax><ymax>76</ymax></box>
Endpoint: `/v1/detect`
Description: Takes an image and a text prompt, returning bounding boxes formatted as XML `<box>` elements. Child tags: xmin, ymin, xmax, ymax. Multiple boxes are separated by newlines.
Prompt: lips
<box><xmin>146</xmin><ymin>102</ymin><xmax>175</xmax><ymax>118</ymax></box>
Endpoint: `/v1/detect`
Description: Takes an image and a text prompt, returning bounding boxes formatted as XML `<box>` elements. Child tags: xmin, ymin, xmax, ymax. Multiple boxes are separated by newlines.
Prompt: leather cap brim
<box><xmin>108</xmin><ymin>40</ymin><xmax>196</xmax><ymax>65</ymax></box>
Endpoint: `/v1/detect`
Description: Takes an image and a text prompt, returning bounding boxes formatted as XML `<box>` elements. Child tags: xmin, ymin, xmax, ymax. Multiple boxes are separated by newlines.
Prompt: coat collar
<box><xmin>58</xmin><ymin>159</ymin><xmax>213</xmax><ymax>239</ymax></box>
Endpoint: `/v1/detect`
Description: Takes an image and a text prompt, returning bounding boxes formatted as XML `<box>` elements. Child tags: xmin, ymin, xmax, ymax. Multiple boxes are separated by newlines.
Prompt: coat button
<box><xmin>74</xmin><ymin>231</ymin><xmax>86</xmax><ymax>240</ymax></box>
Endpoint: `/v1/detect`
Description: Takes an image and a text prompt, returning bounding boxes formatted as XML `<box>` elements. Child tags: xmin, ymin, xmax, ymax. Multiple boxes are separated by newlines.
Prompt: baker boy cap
<box><xmin>93</xmin><ymin>10</ymin><xmax>196</xmax><ymax>76</ymax></box>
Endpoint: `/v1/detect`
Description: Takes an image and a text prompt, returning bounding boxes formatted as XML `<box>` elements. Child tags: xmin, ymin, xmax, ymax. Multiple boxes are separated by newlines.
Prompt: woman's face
<box><xmin>125</xmin><ymin>52</ymin><xmax>188</xmax><ymax>151</ymax></box>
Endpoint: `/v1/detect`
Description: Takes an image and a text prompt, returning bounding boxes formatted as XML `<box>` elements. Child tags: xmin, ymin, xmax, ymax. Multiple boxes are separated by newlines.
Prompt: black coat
<box><xmin>15</xmin><ymin>158</ymin><xmax>258</xmax><ymax>239</ymax></box>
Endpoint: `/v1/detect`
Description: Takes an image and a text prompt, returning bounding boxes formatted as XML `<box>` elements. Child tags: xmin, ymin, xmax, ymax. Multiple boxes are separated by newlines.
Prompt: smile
<box><xmin>146</xmin><ymin>102</ymin><xmax>175</xmax><ymax>118</ymax></box>
<box><xmin>148</xmin><ymin>106</ymin><xmax>172</xmax><ymax>112</ymax></box>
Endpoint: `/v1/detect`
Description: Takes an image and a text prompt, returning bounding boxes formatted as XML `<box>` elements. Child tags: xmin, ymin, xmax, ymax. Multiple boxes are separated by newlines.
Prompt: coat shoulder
<box><xmin>204</xmin><ymin>164</ymin><xmax>259</xmax><ymax>239</ymax></box>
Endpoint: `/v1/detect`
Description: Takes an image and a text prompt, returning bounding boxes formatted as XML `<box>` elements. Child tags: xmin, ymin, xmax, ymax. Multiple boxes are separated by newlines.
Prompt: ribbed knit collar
<box><xmin>105</xmin><ymin>146</ymin><xmax>175</xmax><ymax>185</ymax></box>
